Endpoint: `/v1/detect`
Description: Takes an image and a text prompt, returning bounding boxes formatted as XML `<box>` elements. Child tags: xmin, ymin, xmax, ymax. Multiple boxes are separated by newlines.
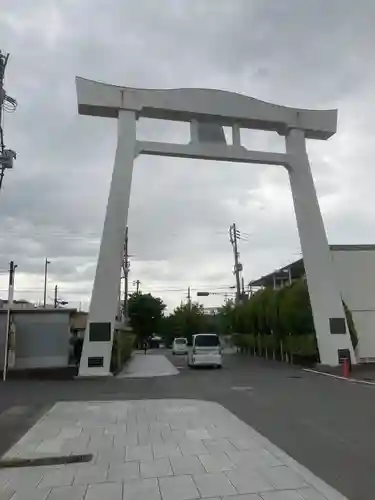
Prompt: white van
<box><xmin>172</xmin><ymin>337</ymin><xmax>188</xmax><ymax>355</ymax></box>
<box><xmin>188</xmin><ymin>334</ymin><xmax>223</xmax><ymax>368</ymax></box>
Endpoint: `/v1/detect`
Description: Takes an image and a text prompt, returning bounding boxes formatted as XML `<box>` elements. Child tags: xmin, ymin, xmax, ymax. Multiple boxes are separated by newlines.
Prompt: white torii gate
<box><xmin>76</xmin><ymin>77</ymin><xmax>355</xmax><ymax>376</ymax></box>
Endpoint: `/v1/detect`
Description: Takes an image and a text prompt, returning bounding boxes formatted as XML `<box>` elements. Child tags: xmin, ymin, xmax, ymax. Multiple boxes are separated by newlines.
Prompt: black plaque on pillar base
<box><xmin>87</xmin><ymin>356</ymin><xmax>104</xmax><ymax>368</ymax></box>
<box><xmin>329</xmin><ymin>317</ymin><xmax>346</xmax><ymax>335</ymax></box>
<box><xmin>89</xmin><ymin>322</ymin><xmax>111</xmax><ymax>342</ymax></box>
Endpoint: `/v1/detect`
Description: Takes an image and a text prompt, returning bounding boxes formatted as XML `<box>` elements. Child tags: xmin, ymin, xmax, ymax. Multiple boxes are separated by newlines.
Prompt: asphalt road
<box><xmin>1</xmin><ymin>350</ymin><xmax>375</xmax><ymax>500</ymax></box>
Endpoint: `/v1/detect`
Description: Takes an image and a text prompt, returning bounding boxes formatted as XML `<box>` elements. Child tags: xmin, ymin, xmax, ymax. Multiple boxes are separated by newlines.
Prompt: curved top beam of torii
<box><xmin>76</xmin><ymin>77</ymin><xmax>337</xmax><ymax>140</ymax></box>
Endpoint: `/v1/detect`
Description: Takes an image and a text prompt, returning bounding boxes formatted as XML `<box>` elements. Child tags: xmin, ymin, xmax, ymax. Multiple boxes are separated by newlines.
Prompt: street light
<box><xmin>43</xmin><ymin>258</ymin><xmax>51</xmax><ymax>307</ymax></box>
<box><xmin>53</xmin><ymin>284</ymin><xmax>68</xmax><ymax>308</ymax></box>
<box><xmin>55</xmin><ymin>299</ymin><xmax>68</xmax><ymax>308</ymax></box>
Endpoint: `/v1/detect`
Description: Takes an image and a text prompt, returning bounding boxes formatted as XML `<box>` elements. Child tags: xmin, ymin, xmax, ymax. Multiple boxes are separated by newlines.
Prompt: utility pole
<box><xmin>229</xmin><ymin>223</ymin><xmax>242</xmax><ymax>304</ymax></box>
<box><xmin>133</xmin><ymin>279</ymin><xmax>141</xmax><ymax>294</ymax></box>
<box><xmin>3</xmin><ymin>260</ymin><xmax>16</xmax><ymax>381</ymax></box>
<box><xmin>122</xmin><ymin>226</ymin><xmax>129</xmax><ymax>322</ymax></box>
<box><xmin>0</xmin><ymin>50</ymin><xmax>17</xmax><ymax>192</ymax></box>
<box><xmin>43</xmin><ymin>258</ymin><xmax>51</xmax><ymax>307</ymax></box>
<box><xmin>187</xmin><ymin>286</ymin><xmax>191</xmax><ymax>310</ymax></box>
<box><xmin>53</xmin><ymin>285</ymin><xmax>67</xmax><ymax>309</ymax></box>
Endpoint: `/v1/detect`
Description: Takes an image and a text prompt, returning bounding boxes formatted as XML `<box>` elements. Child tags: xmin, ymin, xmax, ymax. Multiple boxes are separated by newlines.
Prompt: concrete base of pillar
<box><xmin>75</xmin><ymin>372</ymin><xmax>113</xmax><ymax>379</ymax></box>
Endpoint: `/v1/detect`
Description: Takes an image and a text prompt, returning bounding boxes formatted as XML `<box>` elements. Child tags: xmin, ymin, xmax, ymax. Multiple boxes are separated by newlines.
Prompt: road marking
<box><xmin>303</xmin><ymin>368</ymin><xmax>375</xmax><ymax>386</ymax></box>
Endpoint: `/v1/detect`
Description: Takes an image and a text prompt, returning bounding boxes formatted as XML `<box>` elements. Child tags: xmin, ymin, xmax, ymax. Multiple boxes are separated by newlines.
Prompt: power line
<box><xmin>0</xmin><ymin>227</ymin><xmax>234</xmax><ymax>242</ymax></box>
<box><xmin>0</xmin><ymin>50</ymin><xmax>17</xmax><ymax>191</ymax></box>
<box><xmin>0</xmin><ymin>283</ymin><xmax>238</xmax><ymax>293</ymax></box>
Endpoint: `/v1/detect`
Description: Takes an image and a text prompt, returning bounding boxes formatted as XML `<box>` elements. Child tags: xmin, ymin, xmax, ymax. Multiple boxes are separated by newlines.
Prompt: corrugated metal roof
<box><xmin>249</xmin><ymin>244</ymin><xmax>375</xmax><ymax>287</ymax></box>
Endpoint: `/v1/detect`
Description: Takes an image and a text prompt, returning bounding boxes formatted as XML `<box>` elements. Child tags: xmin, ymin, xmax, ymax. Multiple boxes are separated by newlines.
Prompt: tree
<box><xmin>128</xmin><ymin>292</ymin><xmax>166</xmax><ymax>344</ymax></box>
<box><xmin>170</xmin><ymin>302</ymin><xmax>205</xmax><ymax>344</ymax></box>
<box><xmin>278</xmin><ymin>279</ymin><xmax>315</xmax><ymax>336</ymax></box>
<box><xmin>159</xmin><ymin>315</ymin><xmax>177</xmax><ymax>348</ymax></box>
<box><xmin>221</xmin><ymin>278</ymin><xmax>359</xmax><ymax>364</ymax></box>
<box><xmin>217</xmin><ymin>300</ymin><xmax>236</xmax><ymax>335</ymax></box>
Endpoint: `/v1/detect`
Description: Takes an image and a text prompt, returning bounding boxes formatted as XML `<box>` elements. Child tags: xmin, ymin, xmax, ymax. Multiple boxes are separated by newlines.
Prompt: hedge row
<box><xmin>111</xmin><ymin>332</ymin><xmax>136</xmax><ymax>374</ymax></box>
<box><xmin>231</xmin><ymin>332</ymin><xmax>318</xmax><ymax>360</ymax></box>
<box><xmin>227</xmin><ymin>278</ymin><xmax>358</xmax><ymax>363</ymax></box>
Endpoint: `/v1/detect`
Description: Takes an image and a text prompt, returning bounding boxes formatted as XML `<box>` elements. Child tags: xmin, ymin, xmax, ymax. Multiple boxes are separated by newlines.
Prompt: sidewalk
<box><xmin>309</xmin><ymin>362</ymin><xmax>375</xmax><ymax>383</ymax></box>
<box><xmin>0</xmin><ymin>399</ymin><xmax>348</xmax><ymax>500</ymax></box>
<box><xmin>117</xmin><ymin>352</ymin><xmax>179</xmax><ymax>378</ymax></box>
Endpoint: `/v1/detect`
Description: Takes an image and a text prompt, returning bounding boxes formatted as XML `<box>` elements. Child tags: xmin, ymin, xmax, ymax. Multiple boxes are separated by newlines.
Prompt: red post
<box><xmin>343</xmin><ymin>358</ymin><xmax>349</xmax><ymax>378</ymax></box>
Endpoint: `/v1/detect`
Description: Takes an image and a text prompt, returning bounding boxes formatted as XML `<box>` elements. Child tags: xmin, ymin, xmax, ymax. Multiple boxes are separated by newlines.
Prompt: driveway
<box><xmin>0</xmin><ymin>350</ymin><xmax>374</xmax><ymax>499</ymax></box>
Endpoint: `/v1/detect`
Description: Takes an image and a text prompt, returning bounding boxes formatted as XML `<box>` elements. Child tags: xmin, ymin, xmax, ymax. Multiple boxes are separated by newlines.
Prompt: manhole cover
<box><xmin>231</xmin><ymin>386</ymin><xmax>253</xmax><ymax>391</ymax></box>
<box><xmin>0</xmin><ymin>454</ymin><xmax>92</xmax><ymax>469</ymax></box>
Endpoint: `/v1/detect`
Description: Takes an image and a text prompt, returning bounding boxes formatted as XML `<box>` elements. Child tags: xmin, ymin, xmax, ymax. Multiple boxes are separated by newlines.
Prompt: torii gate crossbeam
<box><xmin>76</xmin><ymin>77</ymin><xmax>355</xmax><ymax>376</ymax></box>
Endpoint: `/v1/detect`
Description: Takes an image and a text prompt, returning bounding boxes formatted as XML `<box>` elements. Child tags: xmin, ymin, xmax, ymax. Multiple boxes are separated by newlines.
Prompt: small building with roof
<box><xmin>0</xmin><ymin>307</ymin><xmax>76</xmax><ymax>372</ymax></box>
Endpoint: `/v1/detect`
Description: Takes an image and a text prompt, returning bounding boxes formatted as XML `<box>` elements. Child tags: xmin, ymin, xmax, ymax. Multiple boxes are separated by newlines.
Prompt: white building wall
<box><xmin>331</xmin><ymin>248</ymin><xmax>375</xmax><ymax>361</ymax></box>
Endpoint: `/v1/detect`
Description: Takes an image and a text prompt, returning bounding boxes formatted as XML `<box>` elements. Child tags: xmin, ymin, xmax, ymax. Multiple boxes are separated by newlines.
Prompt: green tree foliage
<box><xmin>278</xmin><ymin>279</ymin><xmax>315</xmax><ymax>336</ymax></box>
<box><xmin>128</xmin><ymin>292</ymin><xmax>166</xmax><ymax>343</ymax></box>
<box><xmin>228</xmin><ymin>278</ymin><xmax>358</xmax><ymax>363</ymax></box>
<box><xmin>171</xmin><ymin>302</ymin><xmax>205</xmax><ymax>345</ymax></box>
<box><xmin>159</xmin><ymin>315</ymin><xmax>177</xmax><ymax>348</ymax></box>
<box><xmin>216</xmin><ymin>300</ymin><xmax>236</xmax><ymax>334</ymax></box>
<box><xmin>110</xmin><ymin>332</ymin><xmax>136</xmax><ymax>374</ymax></box>
<box><xmin>160</xmin><ymin>301</ymin><xmax>221</xmax><ymax>346</ymax></box>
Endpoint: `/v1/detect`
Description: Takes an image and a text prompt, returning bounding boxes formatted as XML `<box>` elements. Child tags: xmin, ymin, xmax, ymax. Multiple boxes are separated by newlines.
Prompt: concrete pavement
<box><xmin>117</xmin><ymin>352</ymin><xmax>179</xmax><ymax>378</ymax></box>
<box><xmin>0</xmin><ymin>350</ymin><xmax>374</xmax><ymax>498</ymax></box>
<box><xmin>0</xmin><ymin>399</ymin><xmax>347</xmax><ymax>499</ymax></box>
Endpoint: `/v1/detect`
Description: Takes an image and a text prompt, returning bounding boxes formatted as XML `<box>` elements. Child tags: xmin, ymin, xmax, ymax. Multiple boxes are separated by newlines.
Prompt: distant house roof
<box><xmin>249</xmin><ymin>244</ymin><xmax>375</xmax><ymax>288</ymax></box>
<box><xmin>0</xmin><ymin>299</ymin><xmax>33</xmax><ymax>306</ymax></box>
<box><xmin>0</xmin><ymin>307</ymin><xmax>77</xmax><ymax>314</ymax></box>
<box><xmin>249</xmin><ymin>259</ymin><xmax>304</xmax><ymax>288</ymax></box>
<box><xmin>2</xmin><ymin>299</ymin><xmax>31</xmax><ymax>303</ymax></box>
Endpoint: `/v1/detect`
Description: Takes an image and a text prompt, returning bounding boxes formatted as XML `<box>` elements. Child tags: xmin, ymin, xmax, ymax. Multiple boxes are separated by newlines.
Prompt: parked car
<box><xmin>172</xmin><ymin>337</ymin><xmax>188</xmax><ymax>355</ymax></box>
<box><xmin>149</xmin><ymin>336</ymin><xmax>161</xmax><ymax>348</ymax></box>
<box><xmin>188</xmin><ymin>333</ymin><xmax>222</xmax><ymax>368</ymax></box>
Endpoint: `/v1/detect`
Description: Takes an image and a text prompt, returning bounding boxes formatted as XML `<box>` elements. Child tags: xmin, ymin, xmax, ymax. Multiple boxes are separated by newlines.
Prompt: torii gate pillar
<box><xmin>76</xmin><ymin>77</ymin><xmax>355</xmax><ymax>376</ymax></box>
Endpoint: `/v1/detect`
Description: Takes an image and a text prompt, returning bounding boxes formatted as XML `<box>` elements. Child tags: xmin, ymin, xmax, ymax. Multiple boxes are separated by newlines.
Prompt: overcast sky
<box><xmin>0</xmin><ymin>0</ymin><xmax>374</xmax><ymax>312</ymax></box>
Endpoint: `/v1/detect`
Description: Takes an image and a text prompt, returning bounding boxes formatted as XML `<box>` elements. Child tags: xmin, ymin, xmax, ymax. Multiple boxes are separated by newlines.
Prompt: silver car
<box><xmin>172</xmin><ymin>337</ymin><xmax>188</xmax><ymax>355</ymax></box>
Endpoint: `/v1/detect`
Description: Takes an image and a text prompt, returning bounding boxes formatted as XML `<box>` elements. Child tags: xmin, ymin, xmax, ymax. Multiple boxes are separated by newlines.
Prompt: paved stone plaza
<box><xmin>0</xmin><ymin>399</ymin><xmax>348</xmax><ymax>499</ymax></box>
<box><xmin>117</xmin><ymin>353</ymin><xmax>179</xmax><ymax>378</ymax></box>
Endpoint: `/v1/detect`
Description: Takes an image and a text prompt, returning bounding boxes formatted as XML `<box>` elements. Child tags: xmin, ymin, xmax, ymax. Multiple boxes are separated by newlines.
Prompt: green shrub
<box><xmin>228</xmin><ymin>280</ymin><xmax>358</xmax><ymax>365</ymax></box>
<box><xmin>262</xmin><ymin>334</ymin><xmax>277</xmax><ymax>351</ymax></box>
<box><xmin>285</xmin><ymin>334</ymin><xmax>318</xmax><ymax>358</ymax></box>
<box><xmin>231</xmin><ymin>333</ymin><xmax>255</xmax><ymax>353</ymax></box>
<box><xmin>111</xmin><ymin>332</ymin><xmax>135</xmax><ymax>373</ymax></box>
<box><xmin>243</xmin><ymin>334</ymin><xmax>255</xmax><ymax>351</ymax></box>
